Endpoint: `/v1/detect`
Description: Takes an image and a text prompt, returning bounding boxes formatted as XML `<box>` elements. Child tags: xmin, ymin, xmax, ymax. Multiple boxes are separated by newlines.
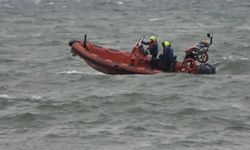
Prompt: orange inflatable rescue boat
<box><xmin>69</xmin><ymin>35</ymin><xmax>216</xmax><ymax>75</ymax></box>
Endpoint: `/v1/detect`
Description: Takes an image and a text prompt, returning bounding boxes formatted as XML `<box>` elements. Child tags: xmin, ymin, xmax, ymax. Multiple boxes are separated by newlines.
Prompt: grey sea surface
<box><xmin>0</xmin><ymin>0</ymin><xmax>250</xmax><ymax>149</ymax></box>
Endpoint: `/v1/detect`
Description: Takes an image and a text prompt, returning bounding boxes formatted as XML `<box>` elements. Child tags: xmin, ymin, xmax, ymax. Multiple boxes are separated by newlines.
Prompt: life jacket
<box><xmin>163</xmin><ymin>46</ymin><xmax>174</xmax><ymax>60</ymax></box>
<box><xmin>148</xmin><ymin>41</ymin><xmax>158</xmax><ymax>57</ymax></box>
<box><xmin>149</xmin><ymin>41</ymin><xmax>157</xmax><ymax>49</ymax></box>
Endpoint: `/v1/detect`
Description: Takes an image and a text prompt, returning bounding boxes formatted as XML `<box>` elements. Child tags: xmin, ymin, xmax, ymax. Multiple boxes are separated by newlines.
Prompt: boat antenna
<box><xmin>84</xmin><ymin>34</ymin><xmax>87</xmax><ymax>48</ymax></box>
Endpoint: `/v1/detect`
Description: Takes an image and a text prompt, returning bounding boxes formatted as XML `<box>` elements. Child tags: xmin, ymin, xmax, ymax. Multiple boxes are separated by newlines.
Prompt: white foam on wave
<box><xmin>223</xmin><ymin>55</ymin><xmax>234</xmax><ymax>61</ymax></box>
<box><xmin>117</xmin><ymin>1</ymin><xmax>124</xmax><ymax>5</ymax></box>
<box><xmin>58</xmin><ymin>70</ymin><xmax>84</xmax><ymax>75</ymax></box>
<box><xmin>57</xmin><ymin>70</ymin><xmax>105</xmax><ymax>75</ymax></box>
<box><xmin>222</xmin><ymin>56</ymin><xmax>249</xmax><ymax>61</ymax></box>
<box><xmin>31</xmin><ymin>95</ymin><xmax>43</xmax><ymax>100</ymax></box>
<box><xmin>0</xmin><ymin>94</ymin><xmax>15</xmax><ymax>99</ymax></box>
<box><xmin>0</xmin><ymin>94</ymin><xmax>44</xmax><ymax>101</ymax></box>
<box><xmin>48</xmin><ymin>2</ymin><xmax>54</xmax><ymax>6</ymax></box>
<box><xmin>33</xmin><ymin>0</ymin><xmax>41</xmax><ymax>5</ymax></box>
<box><xmin>149</xmin><ymin>18</ymin><xmax>165</xmax><ymax>21</ymax></box>
<box><xmin>240</xmin><ymin>57</ymin><xmax>249</xmax><ymax>61</ymax></box>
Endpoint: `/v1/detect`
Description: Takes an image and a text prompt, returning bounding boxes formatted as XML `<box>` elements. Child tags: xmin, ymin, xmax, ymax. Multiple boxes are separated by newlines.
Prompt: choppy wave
<box><xmin>0</xmin><ymin>94</ymin><xmax>44</xmax><ymax>101</ymax></box>
<box><xmin>1</xmin><ymin>0</ymin><xmax>250</xmax><ymax>149</ymax></box>
<box><xmin>149</xmin><ymin>18</ymin><xmax>165</xmax><ymax>21</ymax></box>
<box><xmin>0</xmin><ymin>94</ymin><xmax>15</xmax><ymax>99</ymax></box>
<box><xmin>57</xmin><ymin>70</ymin><xmax>105</xmax><ymax>75</ymax></box>
<box><xmin>222</xmin><ymin>56</ymin><xmax>249</xmax><ymax>61</ymax></box>
<box><xmin>57</xmin><ymin>70</ymin><xmax>85</xmax><ymax>75</ymax></box>
<box><xmin>217</xmin><ymin>56</ymin><xmax>250</xmax><ymax>74</ymax></box>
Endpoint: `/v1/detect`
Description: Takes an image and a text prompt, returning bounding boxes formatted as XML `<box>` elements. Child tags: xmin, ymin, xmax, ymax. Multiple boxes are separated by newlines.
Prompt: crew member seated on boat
<box><xmin>159</xmin><ymin>41</ymin><xmax>174</xmax><ymax>72</ymax></box>
<box><xmin>141</xmin><ymin>36</ymin><xmax>158</xmax><ymax>59</ymax></box>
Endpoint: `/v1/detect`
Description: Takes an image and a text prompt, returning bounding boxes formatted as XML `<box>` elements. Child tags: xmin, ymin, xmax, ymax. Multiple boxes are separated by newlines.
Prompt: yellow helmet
<box><xmin>162</xmin><ymin>41</ymin><xmax>171</xmax><ymax>47</ymax></box>
<box><xmin>150</xmin><ymin>36</ymin><xmax>157</xmax><ymax>42</ymax></box>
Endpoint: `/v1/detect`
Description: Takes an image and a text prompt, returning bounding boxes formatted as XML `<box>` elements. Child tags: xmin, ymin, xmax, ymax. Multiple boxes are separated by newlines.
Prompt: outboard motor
<box><xmin>198</xmin><ymin>63</ymin><xmax>216</xmax><ymax>74</ymax></box>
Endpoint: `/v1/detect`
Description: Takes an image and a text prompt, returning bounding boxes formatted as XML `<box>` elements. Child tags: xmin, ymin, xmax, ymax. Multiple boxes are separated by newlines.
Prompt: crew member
<box><xmin>159</xmin><ymin>41</ymin><xmax>174</xmax><ymax>71</ymax></box>
<box><xmin>141</xmin><ymin>35</ymin><xmax>158</xmax><ymax>59</ymax></box>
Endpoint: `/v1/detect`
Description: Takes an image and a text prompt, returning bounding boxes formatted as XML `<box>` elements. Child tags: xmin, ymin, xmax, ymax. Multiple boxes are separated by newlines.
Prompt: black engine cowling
<box><xmin>198</xmin><ymin>63</ymin><xmax>216</xmax><ymax>74</ymax></box>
